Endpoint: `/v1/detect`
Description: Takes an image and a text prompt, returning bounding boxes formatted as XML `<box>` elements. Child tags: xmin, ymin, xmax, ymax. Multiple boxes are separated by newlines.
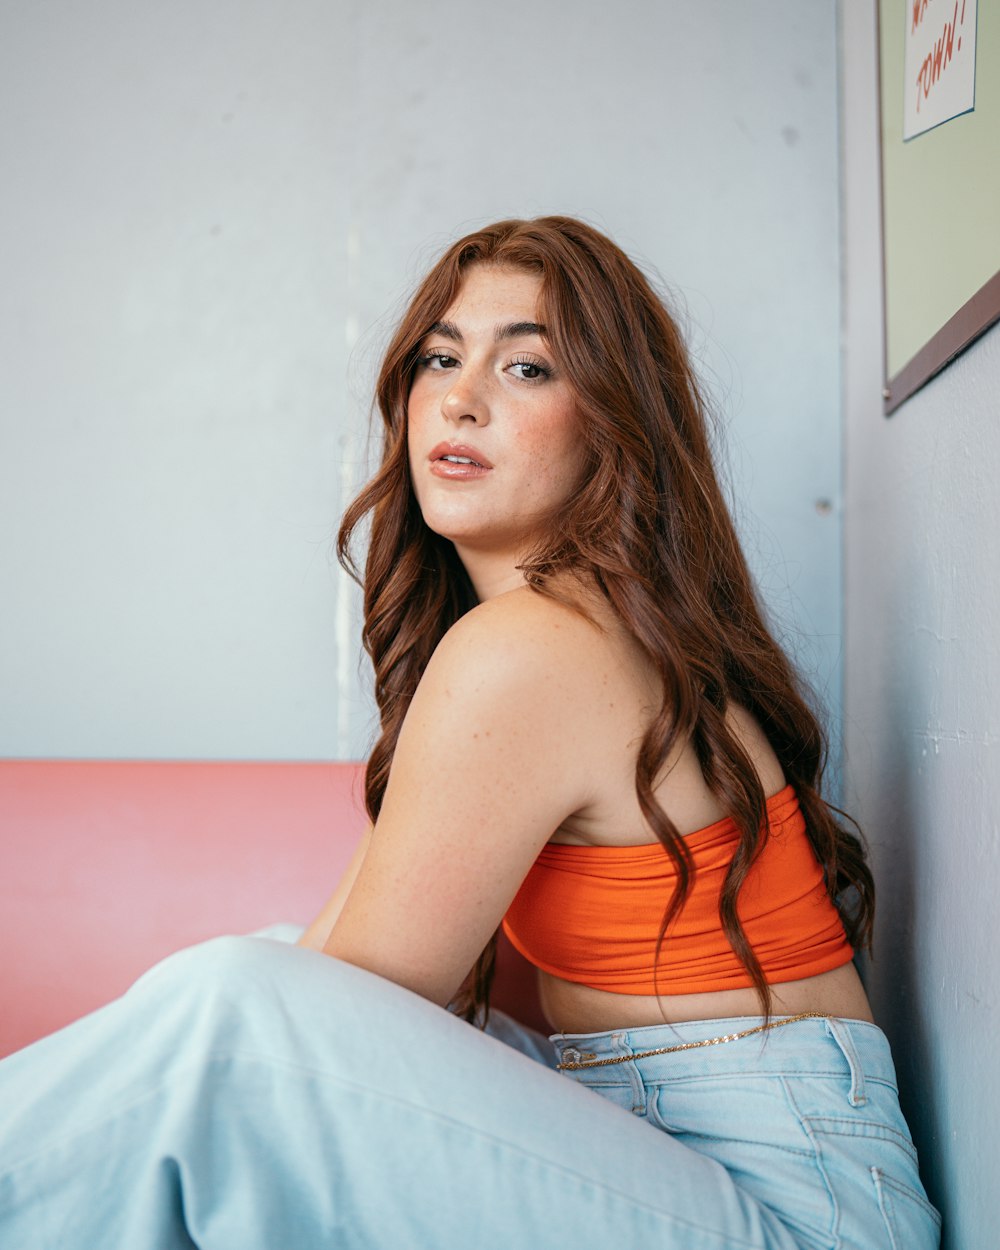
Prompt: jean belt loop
<box><xmin>825</xmin><ymin>1017</ymin><xmax>867</xmax><ymax>1107</ymax></box>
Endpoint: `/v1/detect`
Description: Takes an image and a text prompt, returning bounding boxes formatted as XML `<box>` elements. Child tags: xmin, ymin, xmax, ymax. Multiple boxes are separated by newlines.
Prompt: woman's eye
<box><xmin>418</xmin><ymin>352</ymin><xmax>459</xmax><ymax>370</ymax></box>
<box><xmin>509</xmin><ymin>360</ymin><xmax>548</xmax><ymax>382</ymax></box>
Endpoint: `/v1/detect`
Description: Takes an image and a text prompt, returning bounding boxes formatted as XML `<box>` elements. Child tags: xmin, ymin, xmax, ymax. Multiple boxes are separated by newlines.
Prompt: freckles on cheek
<box><xmin>515</xmin><ymin>415</ymin><xmax>572</xmax><ymax>455</ymax></box>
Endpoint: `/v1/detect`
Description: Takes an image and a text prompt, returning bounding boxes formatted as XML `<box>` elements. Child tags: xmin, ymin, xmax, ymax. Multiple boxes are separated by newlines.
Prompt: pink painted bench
<box><xmin>0</xmin><ymin>761</ymin><xmax>545</xmax><ymax>1057</ymax></box>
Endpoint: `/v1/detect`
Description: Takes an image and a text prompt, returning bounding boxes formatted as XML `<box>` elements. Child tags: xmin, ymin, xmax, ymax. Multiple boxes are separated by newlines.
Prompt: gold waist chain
<box><xmin>555</xmin><ymin>1010</ymin><xmax>831</xmax><ymax>1071</ymax></box>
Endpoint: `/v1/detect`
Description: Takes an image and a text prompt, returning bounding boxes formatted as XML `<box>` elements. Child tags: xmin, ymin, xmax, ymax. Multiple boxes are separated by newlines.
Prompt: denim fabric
<box><xmin>0</xmin><ymin>933</ymin><xmax>940</xmax><ymax>1249</ymax></box>
<box><xmin>554</xmin><ymin>1016</ymin><xmax>941</xmax><ymax>1250</ymax></box>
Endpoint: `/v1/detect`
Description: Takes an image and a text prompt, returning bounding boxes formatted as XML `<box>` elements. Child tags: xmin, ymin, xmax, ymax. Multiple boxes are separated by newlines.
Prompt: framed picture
<box><xmin>878</xmin><ymin>0</ymin><xmax>1000</xmax><ymax>413</ymax></box>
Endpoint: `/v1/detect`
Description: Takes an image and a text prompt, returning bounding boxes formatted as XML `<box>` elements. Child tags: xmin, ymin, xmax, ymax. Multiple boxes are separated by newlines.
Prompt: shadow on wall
<box><xmin>859</xmin><ymin>563</ymin><xmax>946</xmax><ymax>1235</ymax></box>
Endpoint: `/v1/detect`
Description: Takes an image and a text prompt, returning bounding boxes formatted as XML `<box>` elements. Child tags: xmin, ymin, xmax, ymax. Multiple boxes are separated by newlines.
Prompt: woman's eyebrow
<box><xmin>496</xmin><ymin>320</ymin><xmax>547</xmax><ymax>342</ymax></box>
<box><xmin>426</xmin><ymin>320</ymin><xmax>462</xmax><ymax>342</ymax></box>
<box><xmin>423</xmin><ymin>320</ymin><xmax>548</xmax><ymax>344</ymax></box>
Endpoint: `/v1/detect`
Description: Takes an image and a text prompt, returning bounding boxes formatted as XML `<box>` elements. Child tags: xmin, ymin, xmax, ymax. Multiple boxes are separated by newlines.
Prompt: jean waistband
<box><xmin>551</xmin><ymin>1016</ymin><xmax>897</xmax><ymax>1097</ymax></box>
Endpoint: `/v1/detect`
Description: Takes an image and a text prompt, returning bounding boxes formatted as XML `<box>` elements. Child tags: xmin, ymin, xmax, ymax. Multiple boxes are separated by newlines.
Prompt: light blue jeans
<box><xmin>0</xmin><ymin>931</ymin><xmax>941</xmax><ymax>1249</ymax></box>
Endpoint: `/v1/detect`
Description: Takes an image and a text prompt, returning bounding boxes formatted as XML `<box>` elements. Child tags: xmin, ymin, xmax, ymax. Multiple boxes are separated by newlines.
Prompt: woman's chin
<box><xmin>421</xmin><ymin>511</ymin><xmax>511</xmax><ymax>551</ymax></box>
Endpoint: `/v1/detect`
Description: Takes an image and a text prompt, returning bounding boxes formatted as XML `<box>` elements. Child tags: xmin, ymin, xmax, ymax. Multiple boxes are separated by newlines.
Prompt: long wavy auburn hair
<box><xmin>338</xmin><ymin>215</ymin><xmax>874</xmax><ymax>1022</ymax></box>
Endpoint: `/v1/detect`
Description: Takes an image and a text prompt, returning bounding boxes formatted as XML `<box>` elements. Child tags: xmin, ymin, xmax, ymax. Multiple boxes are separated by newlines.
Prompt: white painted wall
<box><xmin>0</xmin><ymin>1</ymin><xmax>843</xmax><ymax>760</ymax></box>
<box><xmin>840</xmin><ymin>4</ymin><xmax>999</xmax><ymax>1244</ymax></box>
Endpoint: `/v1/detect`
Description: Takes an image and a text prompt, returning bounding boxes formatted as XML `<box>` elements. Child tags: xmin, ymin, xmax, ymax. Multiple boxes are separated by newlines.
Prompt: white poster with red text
<box><xmin>903</xmin><ymin>0</ymin><xmax>978</xmax><ymax>139</ymax></box>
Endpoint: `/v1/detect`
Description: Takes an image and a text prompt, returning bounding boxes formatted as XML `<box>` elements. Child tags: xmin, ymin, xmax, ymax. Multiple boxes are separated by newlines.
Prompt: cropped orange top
<box><xmin>501</xmin><ymin>785</ymin><xmax>853</xmax><ymax>995</ymax></box>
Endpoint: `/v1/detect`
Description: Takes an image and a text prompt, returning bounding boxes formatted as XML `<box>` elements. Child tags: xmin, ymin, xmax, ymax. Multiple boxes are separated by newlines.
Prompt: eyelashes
<box><xmin>415</xmin><ymin>350</ymin><xmax>552</xmax><ymax>383</ymax></box>
<box><xmin>415</xmin><ymin>352</ymin><xmax>460</xmax><ymax>371</ymax></box>
<box><xmin>508</xmin><ymin>355</ymin><xmax>549</xmax><ymax>382</ymax></box>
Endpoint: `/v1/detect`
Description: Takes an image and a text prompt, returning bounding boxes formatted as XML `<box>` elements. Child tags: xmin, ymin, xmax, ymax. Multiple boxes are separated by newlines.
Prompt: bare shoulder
<box><xmin>395</xmin><ymin>587</ymin><xmax>614</xmax><ymax>814</ymax></box>
<box><xmin>441</xmin><ymin>585</ymin><xmax>603</xmax><ymax>661</ymax></box>
<box><xmin>422</xmin><ymin>586</ymin><xmax>614</xmax><ymax>713</ymax></box>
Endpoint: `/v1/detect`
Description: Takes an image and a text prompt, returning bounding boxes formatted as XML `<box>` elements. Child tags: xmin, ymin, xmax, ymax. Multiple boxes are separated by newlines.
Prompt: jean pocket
<box><xmin>647</xmin><ymin>1080</ymin><xmax>839</xmax><ymax>1250</ymax></box>
<box><xmin>805</xmin><ymin>1116</ymin><xmax>939</xmax><ymax>1250</ymax></box>
<box><xmin>872</xmin><ymin>1166</ymin><xmax>942</xmax><ymax>1250</ymax></box>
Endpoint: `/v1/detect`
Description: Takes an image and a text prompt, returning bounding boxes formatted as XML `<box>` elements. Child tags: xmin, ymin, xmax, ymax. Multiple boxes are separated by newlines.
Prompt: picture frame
<box><xmin>878</xmin><ymin>0</ymin><xmax>999</xmax><ymax>414</ymax></box>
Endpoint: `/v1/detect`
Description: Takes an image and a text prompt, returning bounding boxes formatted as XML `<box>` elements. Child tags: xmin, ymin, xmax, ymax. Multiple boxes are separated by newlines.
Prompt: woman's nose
<box><xmin>441</xmin><ymin>368</ymin><xmax>490</xmax><ymax>426</ymax></box>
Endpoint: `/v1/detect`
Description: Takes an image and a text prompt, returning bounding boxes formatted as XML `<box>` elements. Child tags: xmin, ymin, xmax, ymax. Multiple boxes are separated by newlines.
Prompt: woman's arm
<box><xmin>297</xmin><ymin>823</ymin><xmax>373</xmax><ymax>952</ymax></box>
<box><xmin>317</xmin><ymin>592</ymin><xmax>599</xmax><ymax>1006</ymax></box>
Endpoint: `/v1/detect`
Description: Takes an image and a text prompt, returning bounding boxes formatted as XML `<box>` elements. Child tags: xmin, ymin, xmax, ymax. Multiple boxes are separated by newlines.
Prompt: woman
<box><xmin>0</xmin><ymin>217</ymin><xmax>940</xmax><ymax>1249</ymax></box>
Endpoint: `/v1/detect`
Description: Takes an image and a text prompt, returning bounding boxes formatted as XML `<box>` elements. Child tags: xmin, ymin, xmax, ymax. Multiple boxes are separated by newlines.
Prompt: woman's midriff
<box><xmin>538</xmin><ymin>960</ymin><xmax>875</xmax><ymax>1034</ymax></box>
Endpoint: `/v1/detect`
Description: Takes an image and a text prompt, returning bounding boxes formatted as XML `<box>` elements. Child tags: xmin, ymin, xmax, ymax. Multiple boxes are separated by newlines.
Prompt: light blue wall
<box><xmin>0</xmin><ymin>1</ymin><xmax>843</xmax><ymax>762</ymax></box>
<box><xmin>841</xmin><ymin>5</ymin><xmax>999</xmax><ymax>1244</ymax></box>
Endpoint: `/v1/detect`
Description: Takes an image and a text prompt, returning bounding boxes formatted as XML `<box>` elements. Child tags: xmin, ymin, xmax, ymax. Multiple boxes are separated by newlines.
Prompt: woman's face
<box><xmin>407</xmin><ymin>265</ymin><xmax>585</xmax><ymax>570</ymax></box>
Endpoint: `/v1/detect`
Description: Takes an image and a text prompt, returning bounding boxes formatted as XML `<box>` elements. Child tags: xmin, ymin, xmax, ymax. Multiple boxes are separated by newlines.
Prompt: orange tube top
<box><xmin>501</xmin><ymin>785</ymin><xmax>853</xmax><ymax>995</ymax></box>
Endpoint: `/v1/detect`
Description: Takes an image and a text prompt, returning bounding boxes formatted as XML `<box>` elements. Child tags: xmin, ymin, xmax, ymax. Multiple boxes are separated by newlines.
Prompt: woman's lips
<box><xmin>428</xmin><ymin>443</ymin><xmax>493</xmax><ymax>479</ymax></box>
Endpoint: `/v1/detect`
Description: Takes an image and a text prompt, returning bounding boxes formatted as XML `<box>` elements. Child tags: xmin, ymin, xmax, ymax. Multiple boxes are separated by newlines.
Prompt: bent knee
<box><xmin>130</xmin><ymin>934</ymin><xmax>287</xmax><ymax>1004</ymax></box>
